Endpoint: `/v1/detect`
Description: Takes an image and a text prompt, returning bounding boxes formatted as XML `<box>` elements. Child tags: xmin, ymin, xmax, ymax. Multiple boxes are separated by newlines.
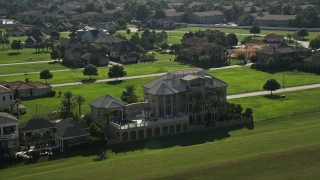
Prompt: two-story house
<box><xmin>90</xmin><ymin>69</ymin><xmax>228</xmax><ymax>143</ymax></box>
<box><xmin>0</xmin><ymin>112</ymin><xmax>19</xmax><ymax>153</ymax></box>
<box><xmin>0</xmin><ymin>85</ymin><xmax>14</xmax><ymax>111</ymax></box>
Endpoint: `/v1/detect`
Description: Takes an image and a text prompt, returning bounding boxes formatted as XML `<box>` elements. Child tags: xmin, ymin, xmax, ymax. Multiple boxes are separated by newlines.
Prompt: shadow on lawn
<box><xmin>107</xmin><ymin>80</ymin><xmax>124</xmax><ymax>85</ymax></box>
<box><xmin>109</xmin><ymin>124</ymin><xmax>254</xmax><ymax>155</ymax></box>
<box><xmin>0</xmin><ymin>124</ymin><xmax>254</xmax><ymax>168</ymax></box>
<box><xmin>263</xmin><ymin>94</ymin><xmax>282</xmax><ymax>99</ymax></box>
<box><xmin>7</xmin><ymin>52</ymin><xmax>20</xmax><ymax>56</ymax></box>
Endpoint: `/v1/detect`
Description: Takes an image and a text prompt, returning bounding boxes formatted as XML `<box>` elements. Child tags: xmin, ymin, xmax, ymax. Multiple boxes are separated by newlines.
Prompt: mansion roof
<box><xmin>0</xmin><ymin>112</ymin><xmax>19</xmax><ymax>124</ymax></box>
<box><xmin>90</xmin><ymin>95</ymin><xmax>127</xmax><ymax>109</ymax></box>
<box><xmin>143</xmin><ymin>69</ymin><xmax>228</xmax><ymax>96</ymax></box>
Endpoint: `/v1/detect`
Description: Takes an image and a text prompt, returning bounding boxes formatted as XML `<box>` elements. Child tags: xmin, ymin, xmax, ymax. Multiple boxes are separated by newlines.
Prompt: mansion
<box><xmin>90</xmin><ymin>69</ymin><xmax>229</xmax><ymax>143</ymax></box>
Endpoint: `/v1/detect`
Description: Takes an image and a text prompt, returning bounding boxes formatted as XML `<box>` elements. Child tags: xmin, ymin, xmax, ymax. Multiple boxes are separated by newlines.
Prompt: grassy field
<box><xmin>1</xmin><ymin>112</ymin><xmax>319</xmax><ymax>179</ymax></box>
<box><xmin>2</xmin><ymin>61</ymin><xmax>192</xmax><ymax>84</ymax></box>
<box><xmin>0</xmin><ymin>49</ymin><xmax>51</xmax><ymax>64</ymax></box>
<box><xmin>229</xmin><ymin>88</ymin><xmax>320</xmax><ymax>121</ymax></box>
<box><xmin>209</xmin><ymin>66</ymin><xmax>320</xmax><ymax>95</ymax></box>
<box><xmin>0</xmin><ymin>63</ymin><xmax>67</xmax><ymax>75</ymax></box>
<box><xmin>177</xmin><ymin>27</ymin><xmax>320</xmax><ymax>40</ymax></box>
<box><xmin>8</xmin><ymin>36</ymin><xmax>28</xmax><ymax>42</ymax></box>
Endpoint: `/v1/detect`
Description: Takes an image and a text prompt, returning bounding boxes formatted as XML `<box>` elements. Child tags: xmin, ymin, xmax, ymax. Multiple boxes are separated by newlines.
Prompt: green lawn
<box><xmin>229</xmin><ymin>88</ymin><xmax>320</xmax><ymax>121</ymax></box>
<box><xmin>8</xmin><ymin>36</ymin><xmax>28</xmax><ymax>42</ymax></box>
<box><xmin>2</xmin><ymin>61</ymin><xmax>192</xmax><ymax>84</ymax></box>
<box><xmin>60</xmin><ymin>31</ymin><xmax>70</xmax><ymax>38</ymax></box>
<box><xmin>0</xmin><ymin>63</ymin><xmax>67</xmax><ymax>75</ymax></box>
<box><xmin>0</xmin><ymin>49</ymin><xmax>51</xmax><ymax>64</ymax></box>
<box><xmin>208</xmin><ymin>66</ymin><xmax>320</xmax><ymax>95</ymax></box>
<box><xmin>177</xmin><ymin>27</ymin><xmax>320</xmax><ymax>40</ymax></box>
<box><xmin>1</xmin><ymin>112</ymin><xmax>320</xmax><ymax>179</ymax></box>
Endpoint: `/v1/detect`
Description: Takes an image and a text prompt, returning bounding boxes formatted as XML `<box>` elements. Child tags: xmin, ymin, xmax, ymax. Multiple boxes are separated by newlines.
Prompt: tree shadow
<box><xmin>107</xmin><ymin>80</ymin><xmax>124</xmax><ymax>85</ymax></box>
<box><xmin>263</xmin><ymin>94</ymin><xmax>281</xmax><ymax>99</ymax></box>
<box><xmin>81</xmin><ymin>79</ymin><xmax>97</xmax><ymax>84</ymax></box>
<box><xmin>7</xmin><ymin>52</ymin><xmax>20</xmax><ymax>56</ymax></box>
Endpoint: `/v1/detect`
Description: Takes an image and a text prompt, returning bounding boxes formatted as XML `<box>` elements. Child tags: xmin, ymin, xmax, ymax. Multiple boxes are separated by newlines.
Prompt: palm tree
<box><xmin>14</xmin><ymin>98</ymin><xmax>21</xmax><ymax>119</ymax></box>
<box><xmin>74</xmin><ymin>95</ymin><xmax>86</xmax><ymax>116</ymax></box>
<box><xmin>102</xmin><ymin>110</ymin><xmax>113</xmax><ymax>137</ymax></box>
<box><xmin>121</xmin><ymin>85</ymin><xmax>138</xmax><ymax>103</ymax></box>
<box><xmin>63</xmin><ymin>91</ymin><xmax>73</xmax><ymax>117</ymax></box>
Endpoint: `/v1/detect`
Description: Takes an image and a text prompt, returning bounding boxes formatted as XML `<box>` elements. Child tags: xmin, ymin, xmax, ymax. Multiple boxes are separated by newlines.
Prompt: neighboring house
<box><xmin>77</xmin><ymin>26</ymin><xmax>108</xmax><ymax>42</ymax></box>
<box><xmin>0</xmin><ymin>85</ymin><xmax>14</xmax><ymax>111</ymax></box>
<box><xmin>264</xmin><ymin>33</ymin><xmax>285</xmax><ymax>44</ymax></box>
<box><xmin>0</xmin><ymin>19</ymin><xmax>23</xmax><ymax>28</ymax></box>
<box><xmin>0</xmin><ymin>81</ymin><xmax>52</xmax><ymax>99</ymax></box>
<box><xmin>80</xmin><ymin>52</ymin><xmax>108</xmax><ymax>66</ymax></box>
<box><xmin>254</xmin><ymin>15</ymin><xmax>296</xmax><ymax>27</ymax></box>
<box><xmin>190</xmin><ymin>11</ymin><xmax>224</xmax><ymax>24</ymax></box>
<box><xmin>185</xmin><ymin>42</ymin><xmax>226</xmax><ymax>64</ymax></box>
<box><xmin>90</xmin><ymin>69</ymin><xmax>229</xmax><ymax>143</ymax></box>
<box><xmin>54</xmin><ymin>118</ymin><xmax>89</xmax><ymax>150</ymax></box>
<box><xmin>165</xmin><ymin>9</ymin><xmax>183</xmax><ymax>22</ymax></box>
<box><xmin>0</xmin><ymin>112</ymin><xmax>19</xmax><ymax>153</ymax></box>
<box><xmin>24</xmin><ymin>30</ymin><xmax>46</xmax><ymax>48</ymax></box>
<box><xmin>19</xmin><ymin>118</ymin><xmax>89</xmax><ymax>150</ymax></box>
<box><xmin>152</xmin><ymin>19</ymin><xmax>175</xmax><ymax>30</ymax></box>
<box><xmin>182</xmin><ymin>36</ymin><xmax>207</xmax><ymax>47</ymax></box>
<box><xmin>110</xmin><ymin>41</ymin><xmax>142</xmax><ymax>63</ymax></box>
<box><xmin>256</xmin><ymin>46</ymin><xmax>312</xmax><ymax>62</ymax></box>
<box><xmin>8</xmin><ymin>27</ymin><xmax>26</xmax><ymax>37</ymax></box>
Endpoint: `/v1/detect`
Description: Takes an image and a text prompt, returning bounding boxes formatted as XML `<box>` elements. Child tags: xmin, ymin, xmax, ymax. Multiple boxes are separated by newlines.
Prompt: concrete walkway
<box><xmin>0</xmin><ymin>60</ymin><xmax>53</xmax><ymax>66</ymax></box>
<box><xmin>227</xmin><ymin>83</ymin><xmax>320</xmax><ymax>100</ymax></box>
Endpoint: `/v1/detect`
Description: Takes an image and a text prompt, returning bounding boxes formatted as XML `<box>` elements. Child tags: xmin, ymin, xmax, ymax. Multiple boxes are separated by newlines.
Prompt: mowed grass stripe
<box><xmin>3</xmin><ymin>113</ymin><xmax>320</xmax><ymax>179</ymax></box>
<box><xmin>157</xmin><ymin>144</ymin><xmax>320</xmax><ymax>180</ymax></box>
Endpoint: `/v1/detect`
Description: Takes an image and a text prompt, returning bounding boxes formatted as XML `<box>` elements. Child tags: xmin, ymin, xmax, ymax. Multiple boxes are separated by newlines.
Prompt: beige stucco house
<box><xmin>91</xmin><ymin>69</ymin><xmax>228</xmax><ymax>143</ymax></box>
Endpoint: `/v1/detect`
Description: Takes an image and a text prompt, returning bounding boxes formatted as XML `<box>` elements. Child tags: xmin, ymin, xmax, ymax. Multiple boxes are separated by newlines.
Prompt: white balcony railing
<box><xmin>0</xmin><ymin>133</ymin><xmax>19</xmax><ymax>140</ymax></box>
<box><xmin>111</xmin><ymin>114</ymin><xmax>189</xmax><ymax>130</ymax></box>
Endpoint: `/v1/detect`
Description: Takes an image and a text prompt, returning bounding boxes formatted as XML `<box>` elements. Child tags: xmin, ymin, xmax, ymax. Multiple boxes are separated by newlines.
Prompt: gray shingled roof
<box><xmin>90</xmin><ymin>95</ymin><xmax>127</xmax><ymax>109</ymax></box>
<box><xmin>0</xmin><ymin>112</ymin><xmax>18</xmax><ymax>124</ymax></box>
<box><xmin>20</xmin><ymin>118</ymin><xmax>55</xmax><ymax>132</ymax></box>
<box><xmin>147</xmin><ymin>82</ymin><xmax>179</xmax><ymax>95</ymax></box>
<box><xmin>143</xmin><ymin>69</ymin><xmax>228</xmax><ymax>96</ymax></box>
<box><xmin>54</xmin><ymin>118</ymin><xmax>88</xmax><ymax>139</ymax></box>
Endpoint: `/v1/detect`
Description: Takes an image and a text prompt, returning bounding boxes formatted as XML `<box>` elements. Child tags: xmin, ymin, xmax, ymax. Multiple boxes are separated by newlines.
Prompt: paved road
<box><xmin>227</xmin><ymin>83</ymin><xmax>320</xmax><ymax>100</ymax></box>
<box><xmin>0</xmin><ymin>60</ymin><xmax>53</xmax><ymax>66</ymax></box>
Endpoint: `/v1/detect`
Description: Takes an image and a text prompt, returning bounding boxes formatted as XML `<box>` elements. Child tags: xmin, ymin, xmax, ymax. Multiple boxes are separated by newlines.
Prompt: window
<box><xmin>10</xmin><ymin>95</ymin><xmax>13</xmax><ymax>99</ymax></box>
<box><xmin>2</xmin><ymin>96</ymin><xmax>5</xmax><ymax>101</ymax></box>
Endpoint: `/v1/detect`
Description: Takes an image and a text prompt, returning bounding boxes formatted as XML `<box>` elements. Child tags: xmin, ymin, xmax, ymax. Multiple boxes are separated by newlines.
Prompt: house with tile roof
<box><xmin>0</xmin><ymin>112</ymin><xmax>19</xmax><ymax>152</ymax></box>
<box><xmin>254</xmin><ymin>15</ymin><xmax>296</xmax><ymax>27</ymax></box>
<box><xmin>190</xmin><ymin>11</ymin><xmax>224</xmax><ymax>24</ymax></box>
<box><xmin>0</xmin><ymin>85</ymin><xmax>14</xmax><ymax>111</ymax></box>
<box><xmin>8</xmin><ymin>27</ymin><xmax>26</xmax><ymax>37</ymax></box>
<box><xmin>91</xmin><ymin>69</ymin><xmax>228</xmax><ymax>143</ymax></box>
<box><xmin>0</xmin><ymin>81</ymin><xmax>52</xmax><ymax>99</ymax></box>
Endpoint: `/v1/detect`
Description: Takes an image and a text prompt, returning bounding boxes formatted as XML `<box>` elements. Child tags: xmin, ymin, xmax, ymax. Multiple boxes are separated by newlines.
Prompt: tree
<box><xmin>296</xmin><ymin>28</ymin><xmax>309</xmax><ymax>40</ymax></box>
<box><xmin>126</xmin><ymin>29</ymin><xmax>131</xmax><ymax>35</ymax></box>
<box><xmin>11</xmin><ymin>40</ymin><xmax>22</xmax><ymax>53</ymax></box>
<box><xmin>50</xmin><ymin>48</ymin><xmax>60</xmax><ymax>61</ymax></box>
<box><xmin>63</xmin><ymin>91</ymin><xmax>73</xmax><ymax>117</ymax></box>
<box><xmin>83</xmin><ymin>64</ymin><xmax>98</xmax><ymax>80</ymax></box>
<box><xmin>263</xmin><ymin>79</ymin><xmax>280</xmax><ymax>95</ymax></box>
<box><xmin>31</xmin><ymin>132</ymin><xmax>42</xmax><ymax>144</ymax></box>
<box><xmin>249</xmin><ymin>25</ymin><xmax>261</xmax><ymax>36</ymax></box>
<box><xmin>226</xmin><ymin>33</ymin><xmax>238</xmax><ymax>47</ymax></box>
<box><xmin>49</xmin><ymin>30</ymin><xmax>60</xmax><ymax>41</ymax></box>
<box><xmin>102</xmin><ymin>110</ymin><xmax>113</xmax><ymax>137</ymax></box>
<box><xmin>135</xmin><ymin>4</ymin><xmax>149</xmax><ymax>21</ymax></box>
<box><xmin>153</xmin><ymin>9</ymin><xmax>166</xmax><ymax>19</ymax></box>
<box><xmin>121</xmin><ymin>85</ymin><xmax>138</xmax><ymax>103</ymax></box>
<box><xmin>309</xmin><ymin>36</ymin><xmax>320</xmax><ymax>49</ymax></box>
<box><xmin>108</xmin><ymin>65</ymin><xmax>126</xmax><ymax>81</ymax></box>
<box><xmin>74</xmin><ymin>95</ymin><xmax>85</xmax><ymax>116</ymax></box>
<box><xmin>40</xmin><ymin>70</ymin><xmax>53</xmax><ymax>84</ymax></box>
<box><xmin>14</xmin><ymin>98</ymin><xmax>21</xmax><ymax>119</ymax></box>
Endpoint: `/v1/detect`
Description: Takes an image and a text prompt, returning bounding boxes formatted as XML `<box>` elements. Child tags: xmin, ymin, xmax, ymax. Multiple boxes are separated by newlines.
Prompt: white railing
<box><xmin>111</xmin><ymin>115</ymin><xmax>189</xmax><ymax>130</ymax></box>
<box><xmin>0</xmin><ymin>133</ymin><xmax>18</xmax><ymax>140</ymax></box>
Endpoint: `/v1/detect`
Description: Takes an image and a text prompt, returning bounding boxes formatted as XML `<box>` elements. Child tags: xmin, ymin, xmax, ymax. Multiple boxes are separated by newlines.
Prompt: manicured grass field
<box><xmin>0</xmin><ymin>49</ymin><xmax>51</xmax><ymax>64</ymax></box>
<box><xmin>209</xmin><ymin>66</ymin><xmax>320</xmax><ymax>94</ymax></box>
<box><xmin>8</xmin><ymin>36</ymin><xmax>28</xmax><ymax>42</ymax></box>
<box><xmin>0</xmin><ymin>63</ymin><xmax>67</xmax><ymax>75</ymax></box>
<box><xmin>177</xmin><ymin>27</ymin><xmax>320</xmax><ymax>40</ymax></box>
<box><xmin>2</xmin><ymin>61</ymin><xmax>192</xmax><ymax>84</ymax></box>
<box><xmin>1</xmin><ymin>112</ymin><xmax>319</xmax><ymax>179</ymax></box>
<box><xmin>229</xmin><ymin>88</ymin><xmax>320</xmax><ymax>121</ymax></box>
